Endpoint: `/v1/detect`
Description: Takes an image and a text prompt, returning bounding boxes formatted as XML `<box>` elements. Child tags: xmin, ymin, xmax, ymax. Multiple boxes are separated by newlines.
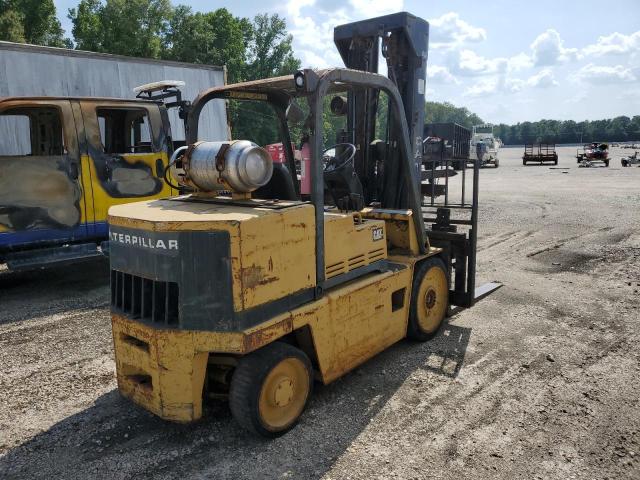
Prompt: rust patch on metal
<box><xmin>243</xmin><ymin>317</ymin><xmax>293</xmax><ymax>352</ymax></box>
<box><xmin>241</xmin><ymin>264</ymin><xmax>278</xmax><ymax>289</ymax></box>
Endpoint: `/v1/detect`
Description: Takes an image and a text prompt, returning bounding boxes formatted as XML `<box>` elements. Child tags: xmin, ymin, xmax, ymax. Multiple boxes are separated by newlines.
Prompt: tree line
<box><xmin>421</xmin><ymin>102</ymin><xmax>640</xmax><ymax>145</ymax></box>
<box><xmin>492</xmin><ymin>117</ymin><xmax>640</xmax><ymax>145</ymax></box>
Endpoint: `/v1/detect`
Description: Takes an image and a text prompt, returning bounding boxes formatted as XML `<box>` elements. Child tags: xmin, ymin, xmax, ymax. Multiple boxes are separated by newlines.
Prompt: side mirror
<box><xmin>285</xmin><ymin>101</ymin><xmax>305</xmax><ymax>124</ymax></box>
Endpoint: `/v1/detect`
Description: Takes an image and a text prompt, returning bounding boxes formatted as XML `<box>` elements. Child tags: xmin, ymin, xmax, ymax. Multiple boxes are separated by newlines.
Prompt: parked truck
<box><xmin>0</xmin><ymin>41</ymin><xmax>227</xmax><ymax>271</ymax></box>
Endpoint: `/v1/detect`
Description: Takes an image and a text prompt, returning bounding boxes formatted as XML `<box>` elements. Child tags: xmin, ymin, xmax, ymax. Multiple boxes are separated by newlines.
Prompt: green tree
<box><xmin>424</xmin><ymin>101</ymin><xmax>483</xmax><ymax>129</ymax></box>
<box><xmin>162</xmin><ymin>6</ymin><xmax>249</xmax><ymax>83</ymax></box>
<box><xmin>0</xmin><ymin>5</ymin><xmax>24</xmax><ymax>42</ymax></box>
<box><xmin>0</xmin><ymin>0</ymin><xmax>69</xmax><ymax>46</ymax></box>
<box><xmin>244</xmin><ymin>13</ymin><xmax>300</xmax><ymax>80</ymax></box>
<box><xmin>69</xmin><ymin>0</ymin><xmax>172</xmax><ymax>58</ymax></box>
<box><xmin>228</xmin><ymin>13</ymin><xmax>301</xmax><ymax>145</ymax></box>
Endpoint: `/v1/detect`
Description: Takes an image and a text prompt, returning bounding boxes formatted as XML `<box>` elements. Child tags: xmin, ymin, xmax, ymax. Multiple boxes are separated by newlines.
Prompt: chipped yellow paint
<box><xmin>110</xmin><ymin>200</ymin><xmax>447</xmax><ymax>423</ymax></box>
<box><xmin>110</xmin><ymin>198</ymin><xmax>316</xmax><ymax>311</ymax></box>
<box><xmin>112</xmin><ymin>310</ymin><xmax>295</xmax><ymax>422</ymax></box>
<box><xmin>324</xmin><ymin>213</ymin><xmax>387</xmax><ymax>278</ymax></box>
<box><xmin>112</xmin><ymin>257</ymin><xmax>432</xmax><ymax>422</ymax></box>
<box><xmin>361</xmin><ymin>208</ymin><xmax>424</xmax><ymax>254</ymax></box>
<box><xmin>291</xmin><ymin>264</ymin><xmax>413</xmax><ymax>383</ymax></box>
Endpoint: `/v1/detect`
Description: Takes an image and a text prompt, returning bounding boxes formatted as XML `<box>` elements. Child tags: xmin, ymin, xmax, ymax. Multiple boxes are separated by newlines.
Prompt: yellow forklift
<box><xmin>108</xmin><ymin>12</ymin><xmax>499</xmax><ymax>437</ymax></box>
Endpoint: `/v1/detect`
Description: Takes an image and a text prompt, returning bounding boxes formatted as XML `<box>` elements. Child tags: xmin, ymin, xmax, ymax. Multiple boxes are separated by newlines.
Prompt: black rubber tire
<box><xmin>604</xmin><ymin>160</ymin><xmax>609</xmax><ymax>167</ymax></box>
<box><xmin>554</xmin><ymin>159</ymin><xmax>558</xmax><ymax>165</ymax></box>
<box><xmin>407</xmin><ymin>257</ymin><xmax>449</xmax><ymax>342</ymax></box>
<box><xmin>522</xmin><ymin>159</ymin><xmax>526</xmax><ymax>165</ymax></box>
<box><xmin>494</xmin><ymin>159</ymin><xmax>499</xmax><ymax>168</ymax></box>
<box><xmin>229</xmin><ymin>342</ymin><xmax>313</xmax><ymax>438</ymax></box>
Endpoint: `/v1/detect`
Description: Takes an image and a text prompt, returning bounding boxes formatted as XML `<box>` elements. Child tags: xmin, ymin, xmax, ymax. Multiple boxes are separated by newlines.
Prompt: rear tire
<box><xmin>604</xmin><ymin>160</ymin><xmax>609</xmax><ymax>167</ymax></box>
<box><xmin>229</xmin><ymin>343</ymin><xmax>312</xmax><ymax>437</ymax></box>
<box><xmin>407</xmin><ymin>257</ymin><xmax>449</xmax><ymax>342</ymax></box>
<box><xmin>522</xmin><ymin>159</ymin><xmax>526</xmax><ymax>165</ymax></box>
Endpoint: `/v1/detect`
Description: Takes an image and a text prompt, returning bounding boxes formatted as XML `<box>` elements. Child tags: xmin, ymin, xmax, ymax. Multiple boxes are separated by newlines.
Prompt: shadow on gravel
<box><xmin>0</xmin><ymin>259</ymin><xmax>110</xmax><ymax>325</ymax></box>
<box><xmin>0</xmin><ymin>258</ymin><xmax>109</xmax><ymax>290</ymax></box>
<box><xmin>0</xmin><ymin>319</ymin><xmax>472</xmax><ymax>480</ymax></box>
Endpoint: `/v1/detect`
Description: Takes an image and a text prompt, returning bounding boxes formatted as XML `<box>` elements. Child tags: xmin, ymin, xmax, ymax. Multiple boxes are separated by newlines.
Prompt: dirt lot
<box><xmin>1</xmin><ymin>145</ymin><xmax>639</xmax><ymax>479</ymax></box>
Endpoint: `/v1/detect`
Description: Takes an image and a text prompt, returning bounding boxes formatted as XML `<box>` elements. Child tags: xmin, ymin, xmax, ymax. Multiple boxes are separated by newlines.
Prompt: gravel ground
<box><xmin>1</xmin><ymin>146</ymin><xmax>639</xmax><ymax>479</ymax></box>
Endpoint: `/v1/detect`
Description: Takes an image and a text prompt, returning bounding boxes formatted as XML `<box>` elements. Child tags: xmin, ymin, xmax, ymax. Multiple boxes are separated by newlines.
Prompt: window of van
<box><xmin>0</xmin><ymin>107</ymin><xmax>64</xmax><ymax>156</ymax></box>
<box><xmin>97</xmin><ymin>108</ymin><xmax>153</xmax><ymax>154</ymax></box>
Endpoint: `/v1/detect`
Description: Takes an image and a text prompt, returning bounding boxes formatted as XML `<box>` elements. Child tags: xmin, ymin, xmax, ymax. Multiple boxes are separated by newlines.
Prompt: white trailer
<box><xmin>0</xmin><ymin>41</ymin><xmax>228</xmax><ymax>142</ymax></box>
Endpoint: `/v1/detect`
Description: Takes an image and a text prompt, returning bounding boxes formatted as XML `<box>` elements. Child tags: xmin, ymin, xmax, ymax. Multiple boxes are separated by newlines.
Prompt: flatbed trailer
<box><xmin>522</xmin><ymin>143</ymin><xmax>558</xmax><ymax>165</ymax></box>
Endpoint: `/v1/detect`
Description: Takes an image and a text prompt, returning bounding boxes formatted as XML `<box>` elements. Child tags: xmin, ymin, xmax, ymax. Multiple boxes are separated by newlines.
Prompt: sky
<box><xmin>53</xmin><ymin>0</ymin><xmax>640</xmax><ymax>124</ymax></box>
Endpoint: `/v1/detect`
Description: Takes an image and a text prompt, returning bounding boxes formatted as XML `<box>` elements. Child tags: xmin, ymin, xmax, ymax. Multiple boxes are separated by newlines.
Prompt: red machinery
<box><xmin>577</xmin><ymin>142</ymin><xmax>609</xmax><ymax>167</ymax></box>
<box><xmin>265</xmin><ymin>142</ymin><xmax>312</xmax><ymax>194</ymax></box>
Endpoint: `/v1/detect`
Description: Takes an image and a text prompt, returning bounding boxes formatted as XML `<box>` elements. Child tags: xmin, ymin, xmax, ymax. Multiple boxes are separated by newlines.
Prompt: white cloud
<box><xmin>452</xmin><ymin>49</ymin><xmax>508</xmax><ymax>76</ymax></box>
<box><xmin>285</xmin><ymin>0</ymin><xmax>405</xmax><ymax>68</ymax></box>
<box><xmin>575</xmin><ymin>63</ymin><xmax>637</xmax><ymax>84</ymax></box>
<box><xmin>508</xmin><ymin>52</ymin><xmax>534</xmax><ymax>72</ymax></box>
<box><xmin>348</xmin><ymin>0</ymin><xmax>400</xmax><ymax>17</ymax></box>
<box><xmin>427</xmin><ymin>65</ymin><xmax>459</xmax><ymax>84</ymax></box>
<box><xmin>463</xmin><ymin>68</ymin><xmax>557</xmax><ymax>97</ymax></box>
<box><xmin>287</xmin><ymin>0</ymin><xmax>315</xmax><ymax>17</ymax></box>
<box><xmin>616</xmin><ymin>89</ymin><xmax>640</xmax><ymax>102</ymax></box>
<box><xmin>530</xmin><ymin>29</ymin><xmax>579</xmax><ymax>66</ymax></box>
<box><xmin>429</xmin><ymin>12</ymin><xmax>486</xmax><ymax>49</ymax></box>
<box><xmin>527</xmin><ymin>69</ymin><xmax>558</xmax><ymax>88</ymax></box>
<box><xmin>285</xmin><ymin>0</ymin><xmax>345</xmax><ymax>68</ymax></box>
<box><xmin>582</xmin><ymin>31</ymin><xmax>640</xmax><ymax>57</ymax></box>
<box><xmin>463</xmin><ymin>78</ymin><xmax>498</xmax><ymax>97</ymax></box>
<box><xmin>564</xmin><ymin>91</ymin><xmax>588</xmax><ymax>104</ymax></box>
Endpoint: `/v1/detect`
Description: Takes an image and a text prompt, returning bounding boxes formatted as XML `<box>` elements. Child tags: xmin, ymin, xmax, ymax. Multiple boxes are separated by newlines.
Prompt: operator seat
<box><xmin>323</xmin><ymin>143</ymin><xmax>364</xmax><ymax>211</ymax></box>
<box><xmin>253</xmin><ymin>163</ymin><xmax>298</xmax><ymax>201</ymax></box>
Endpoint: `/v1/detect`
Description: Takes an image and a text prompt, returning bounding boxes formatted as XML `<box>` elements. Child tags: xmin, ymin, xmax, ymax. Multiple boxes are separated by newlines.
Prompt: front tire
<box><xmin>407</xmin><ymin>257</ymin><xmax>449</xmax><ymax>342</ymax></box>
<box><xmin>229</xmin><ymin>343</ymin><xmax>312</xmax><ymax>437</ymax></box>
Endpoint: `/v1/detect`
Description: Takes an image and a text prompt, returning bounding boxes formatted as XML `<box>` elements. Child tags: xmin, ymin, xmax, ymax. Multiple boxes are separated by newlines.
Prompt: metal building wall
<box><xmin>0</xmin><ymin>42</ymin><xmax>228</xmax><ymax>142</ymax></box>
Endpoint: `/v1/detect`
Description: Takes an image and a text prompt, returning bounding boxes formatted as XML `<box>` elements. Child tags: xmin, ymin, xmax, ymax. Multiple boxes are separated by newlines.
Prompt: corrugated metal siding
<box><xmin>0</xmin><ymin>42</ymin><xmax>227</xmax><ymax>142</ymax></box>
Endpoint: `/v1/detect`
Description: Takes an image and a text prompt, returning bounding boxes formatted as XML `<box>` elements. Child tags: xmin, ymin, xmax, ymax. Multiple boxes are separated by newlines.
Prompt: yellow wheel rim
<box><xmin>258</xmin><ymin>357</ymin><xmax>309</xmax><ymax>431</ymax></box>
<box><xmin>416</xmin><ymin>265</ymin><xmax>448</xmax><ymax>334</ymax></box>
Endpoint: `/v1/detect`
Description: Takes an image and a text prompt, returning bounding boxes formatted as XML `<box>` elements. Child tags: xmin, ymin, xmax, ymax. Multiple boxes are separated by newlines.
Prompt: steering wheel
<box><xmin>322</xmin><ymin>143</ymin><xmax>356</xmax><ymax>172</ymax></box>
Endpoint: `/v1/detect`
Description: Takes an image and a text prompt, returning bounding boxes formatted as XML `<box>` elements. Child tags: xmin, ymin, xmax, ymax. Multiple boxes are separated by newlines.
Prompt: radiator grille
<box><xmin>111</xmin><ymin>270</ymin><xmax>179</xmax><ymax>326</ymax></box>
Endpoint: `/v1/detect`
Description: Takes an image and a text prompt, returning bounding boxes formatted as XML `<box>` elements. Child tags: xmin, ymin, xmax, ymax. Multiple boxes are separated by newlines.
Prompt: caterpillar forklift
<box><xmin>108</xmin><ymin>12</ymin><xmax>500</xmax><ymax>437</ymax></box>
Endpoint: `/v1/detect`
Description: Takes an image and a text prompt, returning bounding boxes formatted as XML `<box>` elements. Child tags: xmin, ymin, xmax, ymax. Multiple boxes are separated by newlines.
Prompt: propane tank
<box><xmin>170</xmin><ymin>141</ymin><xmax>273</xmax><ymax>193</ymax></box>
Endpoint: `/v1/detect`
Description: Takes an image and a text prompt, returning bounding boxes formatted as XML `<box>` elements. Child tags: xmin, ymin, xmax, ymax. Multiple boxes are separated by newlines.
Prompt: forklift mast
<box><xmin>334</xmin><ymin>12</ymin><xmax>429</xmax><ymax>208</ymax></box>
<box><xmin>334</xmin><ymin>13</ymin><xmax>500</xmax><ymax>308</ymax></box>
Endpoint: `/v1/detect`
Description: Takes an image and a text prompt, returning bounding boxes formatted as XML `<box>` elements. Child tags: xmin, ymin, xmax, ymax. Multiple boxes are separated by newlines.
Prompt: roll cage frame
<box><xmin>185</xmin><ymin>68</ymin><xmax>427</xmax><ymax>297</ymax></box>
